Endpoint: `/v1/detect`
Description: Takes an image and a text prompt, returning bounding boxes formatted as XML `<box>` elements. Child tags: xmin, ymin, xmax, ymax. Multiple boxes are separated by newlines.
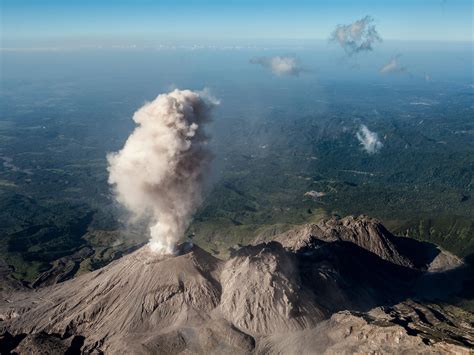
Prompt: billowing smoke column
<box><xmin>356</xmin><ymin>124</ymin><xmax>383</xmax><ymax>154</ymax></box>
<box><xmin>107</xmin><ymin>89</ymin><xmax>217</xmax><ymax>254</ymax></box>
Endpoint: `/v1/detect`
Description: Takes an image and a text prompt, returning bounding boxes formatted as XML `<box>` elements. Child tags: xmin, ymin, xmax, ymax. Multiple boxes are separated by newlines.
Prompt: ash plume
<box><xmin>330</xmin><ymin>16</ymin><xmax>381</xmax><ymax>56</ymax></box>
<box><xmin>356</xmin><ymin>124</ymin><xmax>383</xmax><ymax>154</ymax></box>
<box><xmin>107</xmin><ymin>89</ymin><xmax>218</xmax><ymax>254</ymax></box>
<box><xmin>250</xmin><ymin>56</ymin><xmax>303</xmax><ymax>76</ymax></box>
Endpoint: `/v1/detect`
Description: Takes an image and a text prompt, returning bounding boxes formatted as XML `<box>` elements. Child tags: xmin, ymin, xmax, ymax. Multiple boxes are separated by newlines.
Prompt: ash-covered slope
<box><xmin>1</xmin><ymin>216</ymin><xmax>472</xmax><ymax>354</ymax></box>
<box><xmin>1</xmin><ymin>244</ymin><xmax>228</xmax><ymax>353</ymax></box>
<box><xmin>219</xmin><ymin>242</ymin><xmax>325</xmax><ymax>335</ymax></box>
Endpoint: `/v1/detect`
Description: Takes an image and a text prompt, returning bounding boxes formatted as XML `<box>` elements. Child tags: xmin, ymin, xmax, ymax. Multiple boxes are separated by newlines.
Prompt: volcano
<box><xmin>1</xmin><ymin>216</ymin><xmax>472</xmax><ymax>354</ymax></box>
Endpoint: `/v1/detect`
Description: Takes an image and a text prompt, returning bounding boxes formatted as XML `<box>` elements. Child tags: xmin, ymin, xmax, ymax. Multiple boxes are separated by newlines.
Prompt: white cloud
<box><xmin>356</xmin><ymin>125</ymin><xmax>383</xmax><ymax>154</ymax></box>
<box><xmin>380</xmin><ymin>55</ymin><xmax>409</xmax><ymax>75</ymax></box>
<box><xmin>251</xmin><ymin>56</ymin><xmax>303</xmax><ymax>76</ymax></box>
<box><xmin>330</xmin><ymin>16</ymin><xmax>382</xmax><ymax>56</ymax></box>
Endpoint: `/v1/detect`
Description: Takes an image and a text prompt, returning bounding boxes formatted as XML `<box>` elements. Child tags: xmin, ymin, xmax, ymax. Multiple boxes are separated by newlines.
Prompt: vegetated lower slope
<box><xmin>0</xmin><ymin>216</ymin><xmax>472</xmax><ymax>354</ymax></box>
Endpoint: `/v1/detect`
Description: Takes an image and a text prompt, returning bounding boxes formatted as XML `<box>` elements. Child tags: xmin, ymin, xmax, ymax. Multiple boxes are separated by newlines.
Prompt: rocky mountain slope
<box><xmin>0</xmin><ymin>216</ymin><xmax>472</xmax><ymax>354</ymax></box>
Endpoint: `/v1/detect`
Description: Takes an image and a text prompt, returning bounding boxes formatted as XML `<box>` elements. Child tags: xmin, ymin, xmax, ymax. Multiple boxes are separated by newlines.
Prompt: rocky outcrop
<box><xmin>258</xmin><ymin>302</ymin><xmax>473</xmax><ymax>355</ymax></box>
<box><xmin>269</xmin><ymin>216</ymin><xmax>414</xmax><ymax>267</ymax></box>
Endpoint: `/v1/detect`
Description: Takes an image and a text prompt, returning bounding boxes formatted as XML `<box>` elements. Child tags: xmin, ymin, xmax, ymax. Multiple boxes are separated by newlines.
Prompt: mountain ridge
<box><xmin>1</xmin><ymin>216</ymin><xmax>472</xmax><ymax>354</ymax></box>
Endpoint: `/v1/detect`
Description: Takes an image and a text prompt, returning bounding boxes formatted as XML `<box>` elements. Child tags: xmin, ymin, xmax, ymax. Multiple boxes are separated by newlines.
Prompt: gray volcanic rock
<box><xmin>269</xmin><ymin>215</ymin><xmax>414</xmax><ymax>267</ymax></box>
<box><xmin>258</xmin><ymin>304</ymin><xmax>473</xmax><ymax>354</ymax></box>
<box><xmin>1</xmin><ymin>217</ymin><xmax>472</xmax><ymax>354</ymax></box>
<box><xmin>10</xmin><ymin>332</ymin><xmax>84</xmax><ymax>354</ymax></box>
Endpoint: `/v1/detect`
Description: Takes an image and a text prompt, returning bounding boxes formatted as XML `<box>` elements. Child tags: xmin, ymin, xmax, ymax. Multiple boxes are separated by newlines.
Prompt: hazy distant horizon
<box><xmin>2</xmin><ymin>37</ymin><xmax>474</xmax><ymax>51</ymax></box>
<box><xmin>2</xmin><ymin>0</ymin><xmax>473</xmax><ymax>47</ymax></box>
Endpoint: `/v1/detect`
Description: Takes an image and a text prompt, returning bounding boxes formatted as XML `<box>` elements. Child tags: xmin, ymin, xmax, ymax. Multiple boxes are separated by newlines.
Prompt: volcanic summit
<box><xmin>0</xmin><ymin>216</ymin><xmax>472</xmax><ymax>354</ymax></box>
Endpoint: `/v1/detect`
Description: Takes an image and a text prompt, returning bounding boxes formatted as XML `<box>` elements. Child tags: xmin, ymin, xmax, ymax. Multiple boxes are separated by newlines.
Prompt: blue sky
<box><xmin>1</xmin><ymin>0</ymin><xmax>473</xmax><ymax>47</ymax></box>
